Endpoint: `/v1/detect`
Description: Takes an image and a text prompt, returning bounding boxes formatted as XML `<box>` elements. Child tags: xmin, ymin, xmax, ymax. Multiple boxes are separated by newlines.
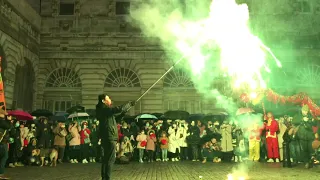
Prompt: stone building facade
<box><xmin>1</xmin><ymin>0</ymin><xmax>320</xmax><ymax>114</ymax></box>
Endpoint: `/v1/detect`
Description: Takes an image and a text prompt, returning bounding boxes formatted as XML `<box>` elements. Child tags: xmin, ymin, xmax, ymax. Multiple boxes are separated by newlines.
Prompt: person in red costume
<box><xmin>265</xmin><ymin>112</ymin><xmax>280</xmax><ymax>162</ymax></box>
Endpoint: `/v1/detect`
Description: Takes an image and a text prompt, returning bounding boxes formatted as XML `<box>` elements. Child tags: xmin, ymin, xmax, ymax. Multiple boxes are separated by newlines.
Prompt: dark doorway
<box><xmin>13</xmin><ymin>58</ymin><xmax>35</xmax><ymax>111</ymax></box>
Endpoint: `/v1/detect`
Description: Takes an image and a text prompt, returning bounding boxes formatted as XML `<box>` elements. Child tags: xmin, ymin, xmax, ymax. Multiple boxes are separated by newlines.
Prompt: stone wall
<box><xmin>0</xmin><ymin>0</ymin><xmax>40</xmax><ymax>110</ymax></box>
<box><xmin>24</xmin><ymin>0</ymin><xmax>320</xmax><ymax>113</ymax></box>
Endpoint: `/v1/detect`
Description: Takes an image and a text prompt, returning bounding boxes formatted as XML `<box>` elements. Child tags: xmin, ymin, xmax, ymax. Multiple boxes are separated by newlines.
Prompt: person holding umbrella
<box><xmin>96</xmin><ymin>94</ymin><xmax>135</xmax><ymax>180</ymax></box>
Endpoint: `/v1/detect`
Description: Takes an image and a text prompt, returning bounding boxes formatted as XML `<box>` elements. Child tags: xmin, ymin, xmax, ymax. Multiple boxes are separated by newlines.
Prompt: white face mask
<box><xmin>31</xmin><ymin>124</ymin><xmax>35</xmax><ymax>127</ymax></box>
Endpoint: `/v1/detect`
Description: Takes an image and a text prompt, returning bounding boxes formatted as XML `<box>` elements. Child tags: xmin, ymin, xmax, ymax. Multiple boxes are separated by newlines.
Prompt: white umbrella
<box><xmin>68</xmin><ymin>112</ymin><xmax>89</xmax><ymax>119</ymax></box>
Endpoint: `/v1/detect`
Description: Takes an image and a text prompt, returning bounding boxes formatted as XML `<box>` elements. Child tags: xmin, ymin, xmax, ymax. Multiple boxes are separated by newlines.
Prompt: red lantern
<box><xmin>240</xmin><ymin>93</ymin><xmax>249</xmax><ymax>103</ymax></box>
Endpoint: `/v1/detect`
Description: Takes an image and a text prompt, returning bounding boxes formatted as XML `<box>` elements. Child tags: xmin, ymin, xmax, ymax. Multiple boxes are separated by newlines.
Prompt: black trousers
<box><xmin>101</xmin><ymin>140</ymin><xmax>116</xmax><ymax>180</ymax></box>
<box><xmin>299</xmin><ymin>140</ymin><xmax>313</xmax><ymax>163</ymax></box>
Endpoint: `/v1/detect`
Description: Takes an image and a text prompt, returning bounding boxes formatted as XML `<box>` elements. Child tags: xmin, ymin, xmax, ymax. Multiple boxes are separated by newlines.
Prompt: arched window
<box><xmin>296</xmin><ymin>64</ymin><xmax>320</xmax><ymax>87</ymax></box>
<box><xmin>46</xmin><ymin>68</ymin><xmax>81</xmax><ymax>88</ymax></box>
<box><xmin>163</xmin><ymin>69</ymin><xmax>193</xmax><ymax>88</ymax></box>
<box><xmin>104</xmin><ymin>68</ymin><xmax>140</xmax><ymax>87</ymax></box>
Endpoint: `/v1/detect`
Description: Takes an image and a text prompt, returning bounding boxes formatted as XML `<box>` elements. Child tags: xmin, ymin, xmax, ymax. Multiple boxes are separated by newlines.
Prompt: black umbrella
<box><xmin>31</xmin><ymin>109</ymin><xmax>53</xmax><ymax>117</ymax></box>
<box><xmin>50</xmin><ymin>116</ymin><xmax>67</xmax><ymax>123</ymax></box>
<box><xmin>67</xmin><ymin>105</ymin><xmax>85</xmax><ymax>114</ymax></box>
<box><xmin>188</xmin><ymin>114</ymin><xmax>205</xmax><ymax>122</ymax></box>
<box><xmin>202</xmin><ymin>115</ymin><xmax>226</xmax><ymax>123</ymax></box>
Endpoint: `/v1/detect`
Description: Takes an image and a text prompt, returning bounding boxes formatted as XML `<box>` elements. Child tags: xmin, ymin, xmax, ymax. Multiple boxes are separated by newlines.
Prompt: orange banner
<box><xmin>0</xmin><ymin>56</ymin><xmax>6</xmax><ymax>111</ymax></box>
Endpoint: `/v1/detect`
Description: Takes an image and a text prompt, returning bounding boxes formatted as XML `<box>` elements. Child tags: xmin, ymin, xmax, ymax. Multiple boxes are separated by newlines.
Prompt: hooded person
<box><xmin>293</xmin><ymin>105</ymin><xmax>317</xmax><ymax>168</ymax></box>
<box><xmin>96</xmin><ymin>94</ymin><xmax>135</xmax><ymax>180</ymax></box>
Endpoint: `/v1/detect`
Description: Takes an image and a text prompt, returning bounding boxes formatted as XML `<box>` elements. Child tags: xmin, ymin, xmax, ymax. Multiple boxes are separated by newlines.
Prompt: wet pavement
<box><xmin>5</xmin><ymin>161</ymin><xmax>320</xmax><ymax>180</ymax></box>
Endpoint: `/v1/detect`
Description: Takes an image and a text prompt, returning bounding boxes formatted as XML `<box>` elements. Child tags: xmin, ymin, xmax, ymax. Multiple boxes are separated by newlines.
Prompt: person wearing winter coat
<box><xmin>178</xmin><ymin>121</ymin><xmax>188</xmax><ymax>160</ymax></box>
<box><xmin>80</xmin><ymin>121</ymin><xmax>91</xmax><ymax>164</ymax></box>
<box><xmin>187</xmin><ymin>121</ymin><xmax>200</xmax><ymax>161</ymax></box>
<box><xmin>37</xmin><ymin>118</ymin><xmax>51</xmax><ymax>149</ymax></box>
<box><xmin>232</xmin><ymin>123</ymin><xmax>245</xmax><ymax>163</ymax></box>
<box><xmin>220</xmin><ymin>121</ymin><xmax>233</xmax><ymax>162</ymax></box>
<box><xmin>0</xmin><ymin>112</ymin><xmax>13</xmax><ymax>179</ymax></box>
<box><xmin>293</xmin><ymin>105</ymin><xmax>317</xmax><ymax>169</ymax></box>
<box><xmin>53</xmin><ymin>121</ymin><xmax>67</xmax><ymax>163</ymax></box>
<box><xmin>90</xmin><ymin>122</ymin><xmax>99</xmax><ymax>163</ymax></box>
<box><xmin>68</xmin><ymin>120</ymin><xmax>81</xmax><ymax>163</ymax></box>
<box><xmin>168</xmin><ymin>123</ymin><xmax>180</xmax><ymax>161</ymax></box>
<box><xmin>95</xmin><ymin>94</ymin><xmax>134</xmax><ymax>180</ymax></box>
<box><xmin>159</xmin><ymin>131</ymin><xmax>169</xmax><ymax>161</ymax></box>
<box><xmin>136</xmin><ymin>129</ymin><xmax>147</xmax><ymax>163</ymax></box>
<box><xmin>146</xmin><ymin>130</ymin><xmax>157</xmax><ymax>162</ymax></box>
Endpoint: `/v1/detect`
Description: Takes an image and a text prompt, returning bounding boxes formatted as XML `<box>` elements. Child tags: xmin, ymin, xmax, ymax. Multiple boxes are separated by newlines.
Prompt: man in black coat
<box><xmin>96</xmin><ymin>94</ymin><xmax>135</xmax><ymax>180</ymax></box>
<box><xmin>0</xmin><ymin>110</ymin><xmax>12</xmax><ymax>180</ymax></box>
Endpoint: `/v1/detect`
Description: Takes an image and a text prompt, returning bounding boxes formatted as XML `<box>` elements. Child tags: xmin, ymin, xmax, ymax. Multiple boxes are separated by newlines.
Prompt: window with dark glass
<box><xmin>59</xmin><ymin>3</ymin><xmax>75</xmax><ymax>15</ymax></box>
<box><xmin>116</xmin><ymin>2</ymin><xmax>130</xmax><ymax>15</ymax></box>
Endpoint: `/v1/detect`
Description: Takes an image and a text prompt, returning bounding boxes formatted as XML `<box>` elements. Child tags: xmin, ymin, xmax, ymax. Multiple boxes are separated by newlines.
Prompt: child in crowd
<box><xmin>136</xmin><ymin>130</ymin><xmax>147</xmax><ymax>163</ymax></box>
<box><xmin>159</xmin><ymin>131</ymin><xmax>169</xmax><ymax>162</ymax></box>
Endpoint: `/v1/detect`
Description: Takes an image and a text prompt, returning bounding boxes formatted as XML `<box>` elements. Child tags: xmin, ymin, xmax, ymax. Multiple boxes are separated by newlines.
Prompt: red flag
<box><xmin>0</xmin><ymin>56</ymin><xmax>6</xmax><ymax>111</ymax></box>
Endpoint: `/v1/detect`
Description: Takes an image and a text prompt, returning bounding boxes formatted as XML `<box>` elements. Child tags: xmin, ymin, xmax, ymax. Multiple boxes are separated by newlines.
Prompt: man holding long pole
<box><xmin>96</xmin><ymin>94</ymin><xmax>135</xmax><ymax>180</ymax></box>
<box><xmin>97</xmin><ymin>53</ymin><xmax>186</xmax><ymax>180</ymax></box>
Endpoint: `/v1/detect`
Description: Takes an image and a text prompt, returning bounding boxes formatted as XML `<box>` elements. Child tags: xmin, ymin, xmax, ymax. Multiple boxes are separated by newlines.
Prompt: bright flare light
<box><xmin>167</xmin><ymin>0</ymin><xmax>281</xmax><ymax>90</ymax></box>
<box><xmin>227</xmin><ymin>174</ymin><xmax>246</xmax><ymax>180</ymax></box>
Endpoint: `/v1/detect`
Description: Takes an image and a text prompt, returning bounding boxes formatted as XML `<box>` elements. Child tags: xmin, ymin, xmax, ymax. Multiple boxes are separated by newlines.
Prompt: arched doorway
<box><xmin>42</xmin><ymin>68</ymin><xmax>82</xmax><ymax>113</ymax></box>
<box><xmin>13</xmin><ymin>58</ymin><xmax>35</xmax><ymax>111</ymax></box>
<box><xmin>104</xmin><ymin>68</ymin><xmax>141</xmax><ymax>115</ymax></box>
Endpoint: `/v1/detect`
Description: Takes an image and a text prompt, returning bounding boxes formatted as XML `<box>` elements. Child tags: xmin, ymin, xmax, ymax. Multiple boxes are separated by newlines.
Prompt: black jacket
<box><xmin>96</xmin><ymin>102</ymin><xmax>132</xmax><ymax>141</ymax></box>
<box><xmin>0</xmin><ymin>118</ymin><xmax>12</xmax><ymax>144</ymax></box>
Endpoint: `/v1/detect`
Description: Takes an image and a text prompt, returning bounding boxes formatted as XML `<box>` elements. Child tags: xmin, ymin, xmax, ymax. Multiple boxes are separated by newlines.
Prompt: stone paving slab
<box><xmin>4</xmin><ymin>161</ymin><xmax>320</xmax><ymax>180</ymax></box>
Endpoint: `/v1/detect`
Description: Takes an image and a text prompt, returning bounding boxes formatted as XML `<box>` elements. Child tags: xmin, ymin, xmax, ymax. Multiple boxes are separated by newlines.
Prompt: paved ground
<box><xmin>4</xmin><ymin>161</ymin><xmax>320</xmax><ymax>180</ymax></box>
